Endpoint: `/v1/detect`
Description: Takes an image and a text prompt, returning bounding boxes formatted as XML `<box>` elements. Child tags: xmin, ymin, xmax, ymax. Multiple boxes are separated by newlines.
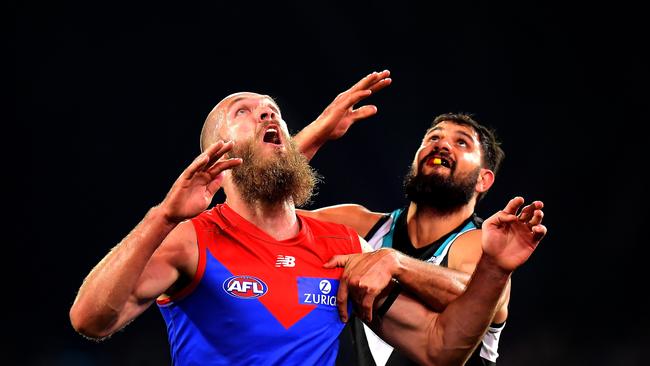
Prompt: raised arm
<box><xmin>332</xmin><ymin>197</ymin><xmax>546</xmax><ymax>365</ymax></box>
<box><xmin>297</xmin><ymin>204</ymin><xmax>385</xmax><ymax>238</ymax></box>
<box><xmin>445</xmin><ymin>203</ymin><xmax>542</xmax><ymax>324</ymax></box>
<box><xmin>293</xmin><ymin>70</ymin><xmax>391</xmax><ymax>161</ymax></box>
<box><xmin>69</xmin><ymin>141</ymin><xmax>241</xmax><ymax>340</ymax></box>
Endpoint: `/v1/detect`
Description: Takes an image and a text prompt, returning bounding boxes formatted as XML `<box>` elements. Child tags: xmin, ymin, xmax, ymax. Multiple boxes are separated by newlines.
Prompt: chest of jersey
<box><xmin>157</xmin><ymin>205</ymin><xmax>360</xmax><ymax>365</ymax></box>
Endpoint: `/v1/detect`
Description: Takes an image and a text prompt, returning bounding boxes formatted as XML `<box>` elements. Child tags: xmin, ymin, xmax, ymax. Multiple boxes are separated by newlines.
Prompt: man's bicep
<box><xmin>448</xmin><ymin>230</ymin><xmax>483</xmax><ymax>274</ymax></box>
<box><xmin>448</xmin><ymin>230</ymin><xmax>510</xmax><ymax>322</ymax></box>
<box><xmin>127</xmin><ymin>221</ymin><xmax>197</xmax><ymax>315</ymax></box>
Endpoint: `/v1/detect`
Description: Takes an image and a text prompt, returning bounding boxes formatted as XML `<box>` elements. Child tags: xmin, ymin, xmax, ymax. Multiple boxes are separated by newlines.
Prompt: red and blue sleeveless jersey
<box><xmin>156</xmin><ymin>203</ymin><xmax>362</xmax><ymax>366</ymax></box>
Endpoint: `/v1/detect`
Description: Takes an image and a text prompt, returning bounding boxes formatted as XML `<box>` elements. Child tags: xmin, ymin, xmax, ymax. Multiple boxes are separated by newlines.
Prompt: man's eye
<box><xmin>429</xmin><ymin>136</ymin><xmax>439</xmax><ymax>141</ymax></box>
<box><xmin>236</xmin><ymin>108</ymin><xmax>248</xmax><ymax>116</ymax></box>
<box><xmin>457</xmin><ymin>140</ymin><xmax>467</xmax><ymax>147</ymax></box>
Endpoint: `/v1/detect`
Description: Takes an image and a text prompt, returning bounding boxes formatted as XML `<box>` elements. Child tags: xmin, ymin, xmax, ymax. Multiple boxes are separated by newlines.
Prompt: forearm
<box><xmin>393</xmin><ymin>252</ymin><xmax>470</xmax><ymax>312</ymax></box>
<box><xmin>293</xmin><ymin>121</ymin><xmax>328</xmax><ymax>161</ymax></box>
<box><xmin>70</xmin><ymin>206</ymin><xmax>177</xmax><ymax>336</ymax></box>
<box><xmin>429</xmin><ymin>254</ymin><xmax>511</xmax><ymax>365</ymax></box>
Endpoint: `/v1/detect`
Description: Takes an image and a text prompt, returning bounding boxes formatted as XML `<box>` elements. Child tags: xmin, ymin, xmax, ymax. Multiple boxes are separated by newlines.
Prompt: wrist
<box><xmin>151</xmin><ymin>204</ymin><xmax>183</xmax><ymax>229</ymax></box>
<box><xmin>387</xmin><ymin>248</ymin><xmax>406</xmax><ymax>280</ymax></box>
<box><xmin>478</xmin><ymin>253</ymin><xmax>513</xmax><ymax>279</ymax></box>
<box><xmin>294</xmin><ymin>125</ymin><xmax>326</xmax><ymax>160</ymax></box>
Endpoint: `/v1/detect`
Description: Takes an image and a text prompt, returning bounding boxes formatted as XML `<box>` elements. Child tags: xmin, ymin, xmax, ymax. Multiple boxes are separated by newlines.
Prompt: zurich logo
<box><xmin>222</xmin><ymin>275</ymin><xmax>268</xmax><ymax>299</ymax></box>
<box><xmin>319</xmin><ymin>280</ymin><xmax>332</xmax><ymax>294</ymax></box>
<box><xmin>298</xmin><ymin>277</ymin><xmax>338</xmax><ymax>307</ymax></box>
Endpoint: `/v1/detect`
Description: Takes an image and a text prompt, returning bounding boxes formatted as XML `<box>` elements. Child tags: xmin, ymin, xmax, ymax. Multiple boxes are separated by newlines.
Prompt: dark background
<box><xmin>12</xmin><ymin>1</ymin><xmax>648</xmax><ymax>365</ymax></box>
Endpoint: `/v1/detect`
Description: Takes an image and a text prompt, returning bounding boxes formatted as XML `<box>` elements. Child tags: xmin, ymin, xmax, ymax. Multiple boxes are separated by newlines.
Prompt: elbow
<box><xmin>69</xmin><ymin>303</ymin><xmax>115</xmax><ymax>341</ymax></box>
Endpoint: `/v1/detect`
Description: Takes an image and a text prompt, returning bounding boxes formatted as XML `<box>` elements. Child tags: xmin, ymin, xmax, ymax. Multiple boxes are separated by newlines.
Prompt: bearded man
<box><xmin>70</xmin><ymin>85</ymin><xmax>546</xmax><ymax>366</ymax></box>
<box><xmin>295</xmin><ymin>71</ymin><xmax>516</xmax><ymax>366</ymax></box>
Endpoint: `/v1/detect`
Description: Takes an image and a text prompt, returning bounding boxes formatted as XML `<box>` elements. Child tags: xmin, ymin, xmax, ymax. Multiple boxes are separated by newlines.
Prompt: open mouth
<box><xmin>426</xmin><ymin>155</ymin><xmax>452</xmax><ymax>168</ymax></box>
<box><xmin>262</xmin><ymin>126</ymin><xmax>282</xmax><ymax>145</ymax></box>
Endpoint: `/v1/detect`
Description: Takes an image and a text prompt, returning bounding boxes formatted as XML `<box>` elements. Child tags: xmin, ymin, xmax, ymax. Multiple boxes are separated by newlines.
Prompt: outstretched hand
<box><xmin>159</xmin><ymin>141</ymin><xmax>242</xmax><ymax>224</ymax></box>
<box><xmin>481</xmin><ymin>197</ymin><xmax>547</xmax><ymax>272</ymax></box>
<box><xmin>315</xmin><ymin>70</ymin><xmax>392</xmax><ymax>140</ymax></box>
<box><xmin>295</xmin><ymin>70</ymin><xmax>392</xmax><ymax>160</ymax></box>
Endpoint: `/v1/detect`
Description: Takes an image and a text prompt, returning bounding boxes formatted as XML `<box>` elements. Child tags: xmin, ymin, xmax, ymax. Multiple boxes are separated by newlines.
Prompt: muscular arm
<box><xmin>69</xmin><ymin>141</ymin><xmax>241</xmax><ymax>340</ymax></box>
<box><xmin>372</xmin><ymin>256</ymin><xmax>510</xmax><ymax>365</ymax></box>
<box><xmin>334</xmin><ymin>197</ymin><xmax>547</xmax><ymax>365</ymax></box>
<box><xmin>69</xmin><ymin>212</ymin><xmax>193</xmax><ymax>339</ymax></box>
<box><xmin>297</xmin><ymin>204</ymin><xmax>384</xmax><ymax>238</ymax></box>
<box><xmin>449</xmin><ymin>230</ymin><xmax>510</xmax><ymax>323</ymax></box>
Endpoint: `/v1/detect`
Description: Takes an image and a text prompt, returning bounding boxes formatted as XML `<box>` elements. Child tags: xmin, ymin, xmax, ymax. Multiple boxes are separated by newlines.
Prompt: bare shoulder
<box><xmin>155</xmin><ymin>219</ymin><xmax>199</xmax><ymax>277</ymax></box>
<box><xmin>298</xmin><ymin>204</ymin><xmax>386</xmax><ymax>237</ymax></box>
<box><xmin>132</xmin><ymin>219</ymin><xmax>199</xmax><ymax>305</ymax></box>
<box><xmin>447</xmin><ymin>229</ymin><xmax>483</xmax><ymax>273</ymax></box>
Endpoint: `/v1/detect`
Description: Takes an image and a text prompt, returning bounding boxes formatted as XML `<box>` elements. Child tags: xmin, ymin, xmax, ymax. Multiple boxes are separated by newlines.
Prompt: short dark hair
<box><xmin>430</xmin><ymin>113</ymin><xmax>505</xmax><ymax>200</ymax></box>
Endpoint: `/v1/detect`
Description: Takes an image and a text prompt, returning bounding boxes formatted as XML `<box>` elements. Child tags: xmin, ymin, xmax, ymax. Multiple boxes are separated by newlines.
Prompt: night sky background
<box><xmin>12</xmin><ymin>1</ymin><xmax>648</xmax><ymax>365</ymax></box>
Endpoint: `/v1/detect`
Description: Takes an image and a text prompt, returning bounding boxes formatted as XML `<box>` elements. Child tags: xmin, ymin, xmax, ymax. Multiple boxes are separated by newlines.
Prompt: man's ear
<box><xmin>476</xmin><ymin>168</ymin><xmax>495</xmax><ymax>193</ymax></box>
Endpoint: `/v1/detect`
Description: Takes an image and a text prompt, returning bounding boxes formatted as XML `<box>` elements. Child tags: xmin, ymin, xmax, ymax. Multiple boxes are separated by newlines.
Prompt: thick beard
<box><xmin>403</xmin><ymin>165</ymin><xmax>480</xmax><ymax>215</ymax></box>
<box><xmin>229</xmin><ymin>138</ymin><xmax>318</xmax><ymax>207</ymax></box>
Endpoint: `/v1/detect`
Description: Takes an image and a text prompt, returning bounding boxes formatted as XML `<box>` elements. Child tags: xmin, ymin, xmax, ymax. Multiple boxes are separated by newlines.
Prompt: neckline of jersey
<box><xmin>216</xmin><ymin>203</ymin><xmax>309</xmax><ymax>246</ymax></box>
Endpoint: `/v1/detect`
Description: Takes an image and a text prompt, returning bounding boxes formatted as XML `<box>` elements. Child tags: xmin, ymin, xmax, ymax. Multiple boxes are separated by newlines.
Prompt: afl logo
<box><xmin>222</xmin><ymin>275</ymin><xmax>268</xmax><ymax>299</ymax></box>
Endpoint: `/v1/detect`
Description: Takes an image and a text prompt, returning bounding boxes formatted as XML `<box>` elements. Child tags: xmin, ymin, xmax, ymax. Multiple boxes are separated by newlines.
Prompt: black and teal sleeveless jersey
<box><xmin>336</xmin><ymin>208</ymin><xmax>505</xmax><ymax>366</ymax></box>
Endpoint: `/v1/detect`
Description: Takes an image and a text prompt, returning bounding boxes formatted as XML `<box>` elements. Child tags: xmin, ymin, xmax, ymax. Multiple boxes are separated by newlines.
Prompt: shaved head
<box><xmin>200</xmin><ymin>92</ymin><xmax>275</xmax><ymax>151</ymax></box>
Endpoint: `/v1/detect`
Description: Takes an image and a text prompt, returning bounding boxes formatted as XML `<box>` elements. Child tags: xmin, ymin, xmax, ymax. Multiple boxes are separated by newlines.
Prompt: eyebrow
<box><xmin>428</xmin><ymin>126</ymin><xmax>476</xmax><ymax>142</ymax></box>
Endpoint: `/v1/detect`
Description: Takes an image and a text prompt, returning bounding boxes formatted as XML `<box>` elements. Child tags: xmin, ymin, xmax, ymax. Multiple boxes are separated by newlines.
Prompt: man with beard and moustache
<box><xmin>70</xmin><ymin>87</ymin><xmax>546</xmax><ymax>366</ymax></box>
<box><xmin>294</xmin><ymin>72</ymin><xmax>519</xmax><ymax>366</ymax></box>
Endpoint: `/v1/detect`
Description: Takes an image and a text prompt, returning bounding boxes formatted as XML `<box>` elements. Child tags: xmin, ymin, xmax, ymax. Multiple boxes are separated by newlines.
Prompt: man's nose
<box><xmin>432</xmin><ymin>137</ymin><xmax>452</xmax><ymax>151</ymax></box>
<box><xmin>257</xmin><ymin>106</ymin><xmax>276</xmax><ymax>122</ymax></box>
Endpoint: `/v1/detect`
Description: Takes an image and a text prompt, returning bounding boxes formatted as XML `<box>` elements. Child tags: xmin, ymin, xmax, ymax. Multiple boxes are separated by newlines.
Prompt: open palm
<box><xmin>482</xmin><ymin>197</ymin><xmax>547</xmax><ymax>272</ymax></box>
<box><xmin>160</xmin><ymin>141</ymin><xmax>242</xmax><ymax>224</ymax></box>
<box><xmin>315</xmin><ymin>70</ymin><xmax>391</xmax><ymax>140</ymax></box>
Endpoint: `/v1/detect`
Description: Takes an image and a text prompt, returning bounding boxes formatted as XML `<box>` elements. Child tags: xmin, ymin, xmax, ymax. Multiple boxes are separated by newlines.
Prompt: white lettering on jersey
<box><xmin>275</xmin><ymin>255</ymin><xmax>296</xmax><ymax>267</ymax></box>
<box><xmin>227</xmin><ymin>281</ymin><xmax>265</xmax><ymax>294</ymax></box>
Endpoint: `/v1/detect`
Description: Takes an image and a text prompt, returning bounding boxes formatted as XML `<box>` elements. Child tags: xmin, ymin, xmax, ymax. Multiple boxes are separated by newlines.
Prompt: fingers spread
<box><xmin>351</xmin><ymin>70</ymin><xmax>391</xmax><ymax>92</ymax></box>
<box><xmin>183</xmin><ymin>140</ymin><xmax>235</xmax><ymax>181</ymax></box>
<box><xmin>369</xmin><ymin>77</ymin><xmax>392</xmax><ymax>93</ymax></box>
<box><xmin>528</xmin><ymin>210</ymin><xmax>544</xmax><ymax>226</ymax></box>
<box><xmin>206</xmin><ymin>140</ymin><xmax>234</xmax><ymax>167</ymax></box>
<box><xmin>204</xmin><ymin>140</ymin><xmax>225</xmax><ymax>156</ymax></box>
<box><xmin>532</xmin><ymin>225</ymin><xmax>547</xmax><ymax>243</ymax></box>
<box><xmin>207</xmin><ymin>155</ymin><xmax>241</xmax><ymax>174</ymax></box>
<box><xmin>344</xmin><ymin>89</ymin><xmax>373</xmax><ymax>108</ymax></box>
<box><xmin>182</xmin><ymin>153</ymin><xmax>210</xmax><ymax>180</ymax></box>
<box><xmin>503</xmin><ymin>196</ymin><xmax>525</xmax><ymax>215</ymax></box>
<box><xmin>497</xmin><ymin>211</ymin><xmax>519</xmax><ymax>225</ymax></box>
<box><xmin>517</xmin><ymin>204</ymin><xmax>535</xmax><ymax>222</ymax></box>
<box><xmin>352</xmin><ymin>105</ymin><xmax>378</xmax><ymax>120</ymax></box>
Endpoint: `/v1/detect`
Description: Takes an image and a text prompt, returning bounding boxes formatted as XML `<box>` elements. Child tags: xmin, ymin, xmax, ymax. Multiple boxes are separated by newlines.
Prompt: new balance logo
<box><xmin>275</xmin><ymin>255</ymin><xmax>296</xmax><ymax>267</ymax></box>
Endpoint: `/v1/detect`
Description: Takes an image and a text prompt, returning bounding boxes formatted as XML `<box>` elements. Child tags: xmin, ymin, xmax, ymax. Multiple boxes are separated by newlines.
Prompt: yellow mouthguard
<box><xmin>433</xmin><ymin>158</ymin><xmax>442</xmax><ymax>165</ymax></box>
